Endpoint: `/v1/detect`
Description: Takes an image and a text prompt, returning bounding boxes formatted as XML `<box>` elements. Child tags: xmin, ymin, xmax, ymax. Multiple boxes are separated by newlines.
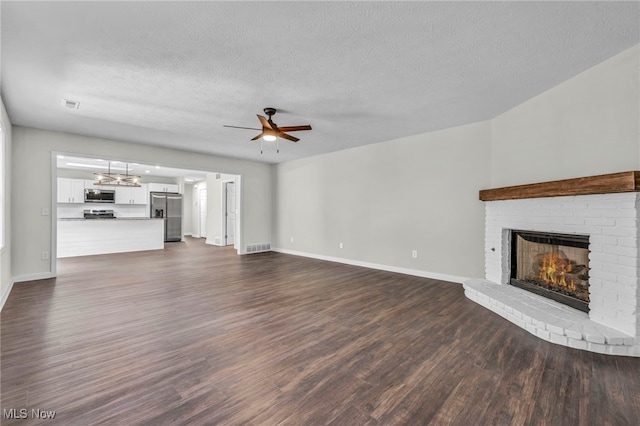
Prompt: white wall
<box><xmin>11</xmin><ymin>127</ymin><xmax>272</xmax><ymax>280</ymax></box>
<box><xmin>183</xmin><ymin>183</ymin><xmax>194</xmax><ymax>236</ymax></box>
<box><xmin>1</xmin><ymin>97</ymin><xmax>13</xmax><ymax>308</ymax></box>
<box><xmin>491</xmin><ymin>45</ymin><xmax>640</xmax><ymax>187</ymax></box>
<box><xmin>273</xmin><ymin>44</ymin><xmax>640</xmax><ymax>282</ymax></box>
<box><xmin>274</xmin><ymin>121</ymin><xmax>492</xmax><ymax>280</ymax></box>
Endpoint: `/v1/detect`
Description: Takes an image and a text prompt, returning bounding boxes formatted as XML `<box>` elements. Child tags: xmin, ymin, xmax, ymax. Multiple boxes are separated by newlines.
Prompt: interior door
<box><xmin>199</xmin><ymin>188</ymin><xmax>207</xmax><ymax>238</ymax></box>
<box><xmin>225</xmin><ymin>182</ymin><xmax>236</xmax><ymax>245</ymax></box>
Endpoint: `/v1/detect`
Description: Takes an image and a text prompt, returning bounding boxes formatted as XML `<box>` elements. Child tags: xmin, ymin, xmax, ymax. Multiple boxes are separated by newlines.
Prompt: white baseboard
<box><xmin>0</xmin><ymin>278</ymin><xmax>15</xmax><ymax>311</ymax></box>
<box><xmin>13</xmin><ymin>272</ymin><xmax>56</xmax><ymax>284</ymax></box>
<box><xmin>271</xmin><ymin>247</ymin><xmax>468</xmax><ymax>284</ymax></box>
<box><xmin>205</xmin><ymin>238</ymin><xmax>225</xmax><ymax>247</ymax></box>
<box><xmin>1</xmin><ymin>272</ymin><xmax>54</xmax><ymax>311</ymax></box>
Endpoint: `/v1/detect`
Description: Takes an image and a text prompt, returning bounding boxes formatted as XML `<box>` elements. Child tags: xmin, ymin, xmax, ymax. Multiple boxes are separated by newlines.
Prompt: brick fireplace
<box><xmin>464</xmin><ymin>172</ymin><xmax>640</xmax><ymax>357</ymax></box>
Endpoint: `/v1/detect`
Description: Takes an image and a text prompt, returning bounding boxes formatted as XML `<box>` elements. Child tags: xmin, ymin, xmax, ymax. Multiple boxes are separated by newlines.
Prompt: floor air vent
<box><xmin>246</xmin><ymin>243</ymin><xmax>271</xmax><ymax>253</ymax></box>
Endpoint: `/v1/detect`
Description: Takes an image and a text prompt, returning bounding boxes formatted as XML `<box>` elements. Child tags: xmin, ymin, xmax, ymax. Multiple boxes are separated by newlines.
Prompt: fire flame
<box><xmin>538</xmin><ymin>252</ymin><xmax>576</xmax><ymax>292</ymax></box>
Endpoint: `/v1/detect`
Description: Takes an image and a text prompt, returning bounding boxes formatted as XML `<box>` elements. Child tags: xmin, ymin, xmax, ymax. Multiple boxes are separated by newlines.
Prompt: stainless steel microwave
<box><xmin>84</xmin><ymin>188</ymin><xmax>115</xmax><ymax>203</ymax></box>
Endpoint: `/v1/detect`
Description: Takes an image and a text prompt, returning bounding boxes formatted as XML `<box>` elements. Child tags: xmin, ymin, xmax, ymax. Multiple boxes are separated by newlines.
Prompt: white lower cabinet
<box><xmin>57</xmin><ymin>218</ymin><xmax>164</xmax><ymax>257</ymax></box>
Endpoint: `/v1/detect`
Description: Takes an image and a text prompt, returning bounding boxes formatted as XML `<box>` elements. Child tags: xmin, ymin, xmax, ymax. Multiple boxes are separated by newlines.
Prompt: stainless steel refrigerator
<box><xmin>150</xmin><ymin>192</ymin><xmax>183</xmax><ymax>242</ymax></box>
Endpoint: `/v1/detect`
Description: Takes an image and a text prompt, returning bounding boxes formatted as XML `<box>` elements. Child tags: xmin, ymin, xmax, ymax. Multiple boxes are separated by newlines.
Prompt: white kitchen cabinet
<box><xmin>115</xmin><ymin>188</ymin><xmax>130</xmax><ymax>204</ymax></box>
<box><xmin>84</xmin><ymin>179</ymin><xmax>101</xmax><ymax>190</ymax></box>
<box><xmin>115</xmin><ymin>184</ymin><xmax>148</xmax><ymax>204</ymax></box>
<box><xmin>147</xmin><ymin>183</ymin><xmax>164</xmax><ymax>193</ymax></box>
<box><xmin>57</xmin><ymin>178</ymin><xmax>85</xmax><ymax>203</ymax></box>
<box><xmin>148</xmin><ymin>183</ymin><xmax>180</xmax><ymax>193</ymax></box>
<box><xmin>130</xmin><ymin>185</ymin><xmax>148</xmax><ymax>204</ymax></box>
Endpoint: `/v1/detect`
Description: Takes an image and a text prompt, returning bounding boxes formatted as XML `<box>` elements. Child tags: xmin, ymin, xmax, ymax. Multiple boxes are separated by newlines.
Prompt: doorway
<box><xmin>51</xmin><ymin>153</ymin><xmax>246</xmax><ymax>280</ymax></box>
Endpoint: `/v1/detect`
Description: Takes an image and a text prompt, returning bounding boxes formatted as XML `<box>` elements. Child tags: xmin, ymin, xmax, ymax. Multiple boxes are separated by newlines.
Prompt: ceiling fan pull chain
<box><xmin>260</xmin><ymin>138</ymin><xmax>263</xmax><ymax>154</ymax></box>
<box><xmin>277</xmin><ymin>139</ymin><xmax>279</xmax><ymax>153</ymax></box>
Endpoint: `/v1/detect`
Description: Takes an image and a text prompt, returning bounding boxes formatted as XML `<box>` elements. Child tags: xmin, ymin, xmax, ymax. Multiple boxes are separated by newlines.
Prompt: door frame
<box><xmin>198</xmin><ymin>186</ymin><xmax>207</xmax><ymax>239</ymax></box>
<box><xmin>220</xmin><ymin>179</ymin><xmax>237</xmax><ymax>248</ymax></box>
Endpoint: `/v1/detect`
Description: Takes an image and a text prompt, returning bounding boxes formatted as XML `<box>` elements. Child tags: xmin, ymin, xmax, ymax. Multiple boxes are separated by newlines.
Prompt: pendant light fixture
<box><xmin>94</xmin><ymin>162</ymin><xmax>142</xmax><ymax>187</ymax></box>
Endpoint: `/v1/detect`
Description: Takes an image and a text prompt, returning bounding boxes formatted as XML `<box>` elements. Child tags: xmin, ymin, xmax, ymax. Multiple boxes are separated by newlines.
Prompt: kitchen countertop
<box><xmin>59</xmin><ymin>217</ymin><xmax>164</xmax><ymax>221</ymax></box>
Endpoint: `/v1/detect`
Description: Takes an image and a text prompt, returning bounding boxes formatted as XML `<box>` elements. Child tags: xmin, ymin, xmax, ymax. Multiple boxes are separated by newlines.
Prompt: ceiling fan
<box><xmin>224</xmin><ymin>107</ymin><xmax>312</xmax><ymax>153</ymax></box>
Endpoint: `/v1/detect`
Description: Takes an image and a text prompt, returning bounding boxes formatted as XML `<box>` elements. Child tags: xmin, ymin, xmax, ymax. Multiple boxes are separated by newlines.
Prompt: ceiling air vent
<box><xmin>62</xmin><ymin>99</ymin><xmax>80</xmax><ymax>109</ymax></box>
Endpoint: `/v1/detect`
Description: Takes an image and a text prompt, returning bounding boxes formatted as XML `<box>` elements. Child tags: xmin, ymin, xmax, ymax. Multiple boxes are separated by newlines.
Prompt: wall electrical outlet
<box><xmin>41</xmin><ymin>251</ymin><xmax>49</xmax><ymax>260</ymax></box>
<box><xmin>290</xmin><ymin>237</ymin><xmax>294</xmax><ymax>243</ymax></box>
<box><xmin>42</xmin><ymin>208</ymin><xmax>50</xmax><ymax>216</ymax></box>
<box><xmin>339</xmin><ymin>242</ymin><xmax>343</xmax><ymax>249</ymax></box>
<box><xmin>412</xmin><ymin>250</ymin><xmax>418</xmax><ymax>259</ymax></box>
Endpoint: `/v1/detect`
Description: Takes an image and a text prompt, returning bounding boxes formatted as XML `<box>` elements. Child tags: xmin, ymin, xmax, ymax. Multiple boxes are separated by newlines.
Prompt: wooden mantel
<box><xmin>479</xmin><ymin>171</ymin><xmax>640</xmax><ymax>201</ymax></box>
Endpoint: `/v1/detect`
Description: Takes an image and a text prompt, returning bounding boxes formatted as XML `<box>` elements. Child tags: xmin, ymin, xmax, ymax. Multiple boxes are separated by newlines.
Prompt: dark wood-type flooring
<box><xmin>2</xmin><ymin>237</ymin><xmax>639</xmax><ymax>425</ymax></box>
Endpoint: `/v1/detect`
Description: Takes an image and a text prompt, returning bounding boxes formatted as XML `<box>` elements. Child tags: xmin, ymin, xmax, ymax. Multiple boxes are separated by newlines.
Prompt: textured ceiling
<box><xmin>2</xmin><ymin>1</ymin><xmax>639</xmax><ymax>164</ymax></box>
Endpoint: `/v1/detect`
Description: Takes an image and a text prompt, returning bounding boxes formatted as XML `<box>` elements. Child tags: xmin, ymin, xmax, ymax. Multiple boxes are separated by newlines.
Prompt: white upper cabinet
<box><xmin>148</xmin><ymin>183</ymin><xmax>180</xmax><ymax>193</ymax></box>
<box><xmin>57</xmin><ymin>178</ymin><xmax>85</xmax><ymax>203</ymax></box>
<box><xmin>84</xmin><ymin>179</ymin><xmax>101</xmax><ymax>190</ymax></box>
<box><xmin>115</xmin><ymin>184</ymin><xmax>148</xmax><ymax>205</ymax></box>
<box><xmin>130</xmin><ymin>185</ymin><xmax>148</xmax><ymax>204</ymax></box>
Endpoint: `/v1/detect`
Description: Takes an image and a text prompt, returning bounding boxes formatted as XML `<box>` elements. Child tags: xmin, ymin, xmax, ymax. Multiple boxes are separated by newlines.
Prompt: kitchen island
<box><xmin>57</xmin><ymin>218</ymin><xmax>165</xmax><ymax>258</ymax></box>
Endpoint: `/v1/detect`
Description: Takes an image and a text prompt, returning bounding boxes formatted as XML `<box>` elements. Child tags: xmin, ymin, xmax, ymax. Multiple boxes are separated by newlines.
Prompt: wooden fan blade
<box><xmin>278</xmin><ymin>125</ymin><xmax>312</xmax><ymax>132</ymax></box>
<box><xmin>250</xmin><ymin>133</ymin><xmax>264</xmax><ymax>141</ymax></box>
<box><xmin>277</xmin><ymin>132</ymin><xmax>299</xmax><ymax>142</ymax></box>
<box><xmin>257</xmin><ymin>115</ymin><xmax>273</xmax><ymax>130</ymax></box>
<box><xmin>223</xmin><ymin>125</ymin><xmax>262</xmax><ymax>131</ymax></box>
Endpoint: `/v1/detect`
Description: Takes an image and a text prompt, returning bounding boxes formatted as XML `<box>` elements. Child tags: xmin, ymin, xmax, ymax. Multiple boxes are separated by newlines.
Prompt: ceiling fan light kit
<box><xmin>224</xmin><ymin>107</ymin><xmax>312</xmax><ymax>154</ymax></box>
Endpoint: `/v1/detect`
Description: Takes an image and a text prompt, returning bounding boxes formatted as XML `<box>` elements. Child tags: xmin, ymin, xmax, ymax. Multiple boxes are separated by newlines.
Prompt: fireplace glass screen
<box><xmin>510</xmin><ymin>231</ymin><xmax>590</xmax><ymax>312</ymax></box>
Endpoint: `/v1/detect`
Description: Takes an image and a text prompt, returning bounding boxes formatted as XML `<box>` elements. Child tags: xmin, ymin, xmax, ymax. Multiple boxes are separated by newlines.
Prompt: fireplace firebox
<box><xmin>510</xmin><ymin>230</ymin><xmax>590</xmax><ymax>312</ymax></box>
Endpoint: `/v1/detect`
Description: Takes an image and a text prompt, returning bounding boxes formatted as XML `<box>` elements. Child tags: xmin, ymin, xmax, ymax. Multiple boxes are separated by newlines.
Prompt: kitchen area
<box><xmin>55</xmin><ymin>156</ymin><xmax>216</xmax><ymax>258</ymax></box>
